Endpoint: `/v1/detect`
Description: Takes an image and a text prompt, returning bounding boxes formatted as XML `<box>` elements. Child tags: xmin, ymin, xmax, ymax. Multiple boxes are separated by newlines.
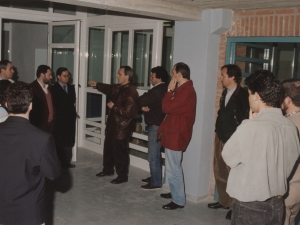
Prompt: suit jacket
<box><xmin>0</xmin><ymin>116</ymin><xmax>61</xmax><ymax>225</ymax></box>
<box><xmin>51</xmin><ymin>82</ymin><xmax>77</xmax><ymax>147</ymax></box>
<box><xmin>29</xmin><ymin>80</ymin><xmax>55</xmax><ymax>133</ymax></box>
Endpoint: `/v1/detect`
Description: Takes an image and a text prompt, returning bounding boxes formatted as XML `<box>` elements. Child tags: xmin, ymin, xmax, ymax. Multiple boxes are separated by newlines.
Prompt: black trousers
<box><xmin>102</xmin><ymin>136</ymin><xmax>130</xmax><ymax>180</ymax></box>
<box><xmin>56</xmin><ymin>146</ymin><xmax>73</xmax><ymax>166</ymax></box>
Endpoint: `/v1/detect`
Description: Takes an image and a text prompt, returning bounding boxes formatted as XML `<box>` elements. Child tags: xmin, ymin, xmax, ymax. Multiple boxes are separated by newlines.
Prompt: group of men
<box><xmin>208</xmin><ymin>64</ymin><xmax>300</xmax><ymax>225</ymax></box>
<box><xmin>1</xmin><ymin>58</ymin><xmax>300</xmax><ymax>225</ymax></box>
<box><xmin>0</xmin><ymin>60</ymin><xmax>77</xmax><ymax>225</ymax></box>
<box><xmin>88</xmin><ymin>62</ymin><xmax>197</xmax><ymax>210</ymax></box>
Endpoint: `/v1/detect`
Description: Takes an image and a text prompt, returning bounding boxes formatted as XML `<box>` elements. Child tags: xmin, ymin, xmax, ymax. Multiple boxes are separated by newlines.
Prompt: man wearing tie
<box><xmin>51</xmin><ymin>67</ymin><xmax>77</xmax><ymax>168</ymax></box>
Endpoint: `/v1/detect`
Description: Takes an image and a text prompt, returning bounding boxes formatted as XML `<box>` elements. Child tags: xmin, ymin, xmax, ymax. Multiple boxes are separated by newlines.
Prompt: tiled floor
<box><xmin>46</xmin><ymin>148</ymin><xmax>231</xmax><ymax>225</ymax></box>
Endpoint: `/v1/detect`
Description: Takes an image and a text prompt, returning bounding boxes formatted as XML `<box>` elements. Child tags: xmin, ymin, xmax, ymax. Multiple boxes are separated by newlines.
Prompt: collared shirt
<box><xmin>0</xmin><ymin>77</ymin><xmax>14</xmax><ymax>83</ymax></box>
<box><xmin>225</xmin><ymin>86</ymin><xmax>237</xmax><ymax>106</ymax></box>
<box><xmin>58</xmin><ymin>82</ymin><xmax>68</xmax><ymax>93</ymax></box>
<box><xmin>37</xmin><ymin>79</ymin><xmax>49</xmax><ymax>94</ymax></box>
<box><xmin>222</xmin><ymin>108</ymin><xmax>300</xmax><ymax>202</ymax></box>
<box><xmin>151</xmin><ymin>82</ymin><xmax>164</xmax><ymax>89</ymax></box>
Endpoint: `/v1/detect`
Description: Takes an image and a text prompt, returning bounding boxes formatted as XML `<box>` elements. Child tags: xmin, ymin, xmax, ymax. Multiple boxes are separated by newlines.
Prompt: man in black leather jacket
<box><xmin>208</xmin><ymin>64</ymin><xmax>249</xmax><ymax>220</ymax></box>
<box><xmin>89</xmin><ymin>66</ymin><xmax>138</xmax><ymax>184</ymax></box>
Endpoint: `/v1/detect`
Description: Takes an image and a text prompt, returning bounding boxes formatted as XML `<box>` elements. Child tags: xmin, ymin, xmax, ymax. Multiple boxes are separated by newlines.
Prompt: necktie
<box><xmin>63</xmin><ymin>85</ymin><xmax>67</xmax><ymax>93</ymax></box>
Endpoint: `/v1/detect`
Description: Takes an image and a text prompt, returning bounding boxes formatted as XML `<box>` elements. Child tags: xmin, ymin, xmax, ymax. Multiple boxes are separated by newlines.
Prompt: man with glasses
<box><xmin>51</xmin><ymin>67</ymin><xmax>77</xmax><ymax>169</ymax></box>
<box><xmin>29</xmin><ymin>65</ymin><xmax>55</xmax><ymax>133</ymax></box>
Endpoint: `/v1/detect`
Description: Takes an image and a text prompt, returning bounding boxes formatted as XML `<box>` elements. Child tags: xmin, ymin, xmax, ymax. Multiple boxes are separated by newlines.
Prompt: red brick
<box><xmin>259</xmin><ymin>17</ymin><xmax>263</xmax><ymax>36</ymax></box>
<box><xmin>274</xmin><ymin>16</ymin><xmax>278</xmax><ymax>36</ymax></box>
<box><xmin>269</xmin><ymin>16</ymin><xmax>273</xmax><ymax>36</ymax></box>
<box><xmin>278</xmin><ymin>16</ymin><xmax>284</xmax><ymax>36</ymax></box>
<box><xmin>295</xmin><ymin>15</ymin><xmax>300</xmax><ymax>36</ymax></box>
<box><xmin>284</xmin><ymin>15</ymin><xmax>289</xmax><ymax>36</ymax></box>
<box><xmin>238</xmin><ymin>11</ymin><xmax>255</xmax><ymax>16</ymax></box>
<box><xmin>249</xmin><ymin>17</ymin><xmax>254</xmax><ymax>36</ymax></box>
<box><xmin>289</xmin><ymin>15</ymin><xmax>294</xmax><ymax>36</ymax></box>
<box><xmin>256</xmin><ymin>10</ymin><xmax>274</xmax><ymax>15</ymax></box>
<box><xmin>276</xmin><ymin>8</ymin><xmax>294</xmax><ymax>14</ymax></box>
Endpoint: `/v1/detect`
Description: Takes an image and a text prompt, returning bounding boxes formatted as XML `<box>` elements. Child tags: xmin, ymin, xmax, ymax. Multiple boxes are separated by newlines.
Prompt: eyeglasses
<box><xmin>61</xmin><ymin>75</ymin><xmax>70</xmax><ymax>78</ymax></box>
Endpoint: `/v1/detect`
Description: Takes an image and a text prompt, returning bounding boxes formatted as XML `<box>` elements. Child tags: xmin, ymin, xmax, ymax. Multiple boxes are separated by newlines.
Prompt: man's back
<box><xmin>223</xmin><ymin>108</ymin><xmax>300</xmax><ymax>202</ymax></box>
<box><xmin>0</xmin><ymin>116</ymin><xmax>60</xmax><ymax>225</ymax></box>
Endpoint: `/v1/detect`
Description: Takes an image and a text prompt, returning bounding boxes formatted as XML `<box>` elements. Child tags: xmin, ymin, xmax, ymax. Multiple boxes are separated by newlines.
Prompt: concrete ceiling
<box><xmin>49</xmin><ymin>0</ymin><xmax>300</xmax><ymax>21</ymax></box>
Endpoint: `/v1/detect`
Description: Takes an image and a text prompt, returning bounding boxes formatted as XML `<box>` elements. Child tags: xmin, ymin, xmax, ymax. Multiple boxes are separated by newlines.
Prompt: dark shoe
<box><xmin>141</xmin><ymin>183</ymin><xmax>161</xmax><ymax>190</ymax></box>
<box><xmin>207</xmin><ymin>202</ymin><xmax>224</xmax><ymax>209</ymax></box>
<box><xmin>96</xmin><ymin>171</ymin><xmax>114</xmax><ymax>177</ymax></box>
<box><xmin>162</xmin><ymin>202</ymin><xmax>184</xmax><ymax>210</ymax></box>
<box><xmin>66</xmin><ymin>164</ymin><xmax>76</xmax><ymax>168</ymax></box>
<box><xmin>160</xmin><ymin>192</ymin><xmax>172</xmax><ymax>199</ymax></box>
<box><xmin>110</xmin><ymin>177</ymin><xmax>128</xmax><ymax>184</ymax></box>
<box><xmin>226</xmin><ymin>210</ymin><xmax>232</xmax><ymax>220</ymax></box>
<box><xmin>141</xmin><ymin>177</ymin><xmax>151</xmax><ymax>183</ymax></box>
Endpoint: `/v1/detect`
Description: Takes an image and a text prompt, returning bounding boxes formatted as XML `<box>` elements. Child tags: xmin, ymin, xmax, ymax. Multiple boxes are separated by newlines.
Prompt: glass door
<box><xmin>48</xmin><ymin>20</ymin><xmax>80</xmax><ymax>160</ymax></box>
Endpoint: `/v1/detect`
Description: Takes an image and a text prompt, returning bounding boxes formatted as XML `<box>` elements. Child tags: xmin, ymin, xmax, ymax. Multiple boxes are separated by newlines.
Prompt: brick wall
<box><xmin>209</xmin><ymin>7</ymin><xmax>300</xmax><ymax>198</ymax></box>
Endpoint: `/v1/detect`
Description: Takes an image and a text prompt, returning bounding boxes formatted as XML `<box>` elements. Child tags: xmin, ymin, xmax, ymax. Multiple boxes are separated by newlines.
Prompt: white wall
<box><xmin>171</xmin><ymin>9</ymin><xmax>232</xmax><ymax>202</ymax></box>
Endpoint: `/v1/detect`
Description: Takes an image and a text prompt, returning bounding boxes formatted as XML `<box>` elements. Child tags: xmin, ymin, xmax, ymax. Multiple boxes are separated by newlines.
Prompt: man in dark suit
<box><xmin>0</xmin><ymin>82</ymin><xmax>61</xmax><ymax>225</ymax></box>
<box><xmin>29</xmin><ymin>65</ymin><xmax>55</xmax><ymax>133</ymax></box>
<box><xmin>51</xmin><ymin>67</ymin><xmax>77</xmax><ymax>168</ymax></box>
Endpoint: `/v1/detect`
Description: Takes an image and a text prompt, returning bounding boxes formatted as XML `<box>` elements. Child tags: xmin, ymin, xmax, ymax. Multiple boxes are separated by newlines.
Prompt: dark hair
<box><xmin>56</xmin><ymin>67</ymin><xmax>68</xmax><ymax>78</ymax></box>
<box><xmin>174</xmin><ymin>62</ymin><xmax>190</xmax><ymax>80</ymax></box>
<box><xmin>245</xmin><ymin>70</ymin><xmax>281</xmax><ymax>107</ymax></box>
<box><xmin>0</xmin><ymin>60</ymin><xmax>12</xmax><ymax>71</ymax></box>
<box><xmin>36</xmin><ymin>65</ymin><xmax>51</xmax><ymax>78</ymax></box>
<box><xmin>151</xmin><ymin>66</ymin><xmax>169</xmax><ymax>83</ymax></box>
<box><xmin>0</xmin><ymin>80</ymin><xmax>11</xmax><ymax>106</ymax></box>
<box><xmin>5</xmin><ymin>82</ymin><xmax>33</xmax><ymax>114</ymax></box>
<box><xmin>120</xmin><ymin>66</ymin><xmax>133</xmax><ymax>82</ymax></box>
<box><xmin>221</xmin><ymin>64</ymin><xmax>242</xmax><ymax>84</ymax></box>
<box><xmin>281</xmin><ymin>79</ymin><xmax>300</xmax><ymax>107</ymax></box>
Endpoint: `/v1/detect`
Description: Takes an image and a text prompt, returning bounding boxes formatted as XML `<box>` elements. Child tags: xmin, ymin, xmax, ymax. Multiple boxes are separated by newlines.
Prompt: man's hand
<box><xmin>168</xmin><ymin>78</ymin><xmax>176</xmax><ymax>92</ymax></box>
<box><xmin>107</xmin><ymin>101</ymin><xmax>114</xmax><ymax>109</ymax></box>
<box><xmin>249</xmin><ymin>109</ymin><xmax>258</xmax><ymax>119</ymax></box>
<box><xmin>142</xmin><ymin>106</ymin><xmax>150</xmax><ymax>112</ymax></box>
<box><xmin>88</xmin><ymin>81</ymin><xmax>97</xmax><ymax>87</ymax></box>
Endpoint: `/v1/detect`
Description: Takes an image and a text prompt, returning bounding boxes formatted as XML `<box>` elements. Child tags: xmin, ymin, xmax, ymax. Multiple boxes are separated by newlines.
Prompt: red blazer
<box><xmin>157</xmin><ymin>80</ymin><xmax>196</xmax><ymax>151</ymax></box>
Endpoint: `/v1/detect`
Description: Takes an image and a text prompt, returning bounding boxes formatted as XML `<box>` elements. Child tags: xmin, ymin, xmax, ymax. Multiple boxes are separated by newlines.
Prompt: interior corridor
<box><xmin>46</xmin><ymin>148</ymin><xmax>231</xmax><ymax>225</ymax></box>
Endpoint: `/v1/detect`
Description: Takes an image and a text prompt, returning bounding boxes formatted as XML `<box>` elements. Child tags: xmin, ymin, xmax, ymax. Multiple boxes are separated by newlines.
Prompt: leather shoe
<box><xmin>162</xmin><ymin>202</ymin><xmax>184</xmax><ymax>210</ymax></box>
<box><xmin>111</xmin><ymin>177</ymin><xmax>128</xmax><ymax>184</ymax></box>
<box><xmin>207</xmin><ymin>202</ymin><xmax>224</xmax><ymax>209</ymax></box>
<box><xmin>66</xmin><ymin>164</ymin><xmax>76</xmax><ymax>168</ymax></box>
<box><xmin>160</xmin><ymin>193</ymin><xmax>172</xmax><ymax>199</ymax></box>
<box><xmin>226</xmin><ymin>210</ymin><xmax>232</xmax><ymax>220</ymax></box>
<box><xmin>96</xmin><ymin>171</ymin><xmax>114</xmax><ymax>177</ymax></box>
<box><xmin>141</xmin><ymin>177</ymin><xmax>151</xmax><ymax>183</ymax></box>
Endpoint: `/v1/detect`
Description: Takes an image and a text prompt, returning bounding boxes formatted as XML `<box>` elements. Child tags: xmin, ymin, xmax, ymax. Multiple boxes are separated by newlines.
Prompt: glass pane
<box><xmin>2</xmin><ymin>31</ymin><xmax>10</xmax><ymax>60</ymax></box>
<box><xmin>85</xmin><ymin>134</ymin><xmax>101</xmax><ymax>145</ymax></box>
<box><xmin>85</xmin><ymin>124</ymin><xmax>101</xmax><ymax>134</ymax></box>
<box><xmin>236</xmin><ymin>44</ymin><xmax>269</xmax><ymax>60</ymax></box>
<box><xmin>87</xmin><ymin>8</ymin><xmax>106</xmax><ymax>17</ymax></box>
<box><xmin>162</xmin><ymin>22</ymin><xmax>174</xmax><ymax>75</ymax></box>
<box><xmin>52</xmin><ymin>25</ymin><xmax>75</xmax><ymax>44</ymax></box>
<box><xmin>53</xmin><ymin>3</ymin><xmax>76</xmax><ymax>15</ymax></box>
<box><xmin>236</xmin><ymin>61</ymin><xmax>264</xmax><ymax>74</ymax></box>
<box><xmin>0</xmin><ymin>1</ymin><xmax>49</xmax><ymax>11</ymax></box>
<box><xmin>297</xmin><ymin>49</ymin><xmax>300</xmax><ymax>79</ymax></box>
<box><xmin>111</xmin><ymin>31</ymin><xmax>129</xmax><ymax>84</ymax></box>
<box><xmin>133</xmin><ymin>29</ymin><xmax>153</xmax><ymax>88</ymax></box>
<box><xmin>276</xmin><ymin>49</ymin><xmax>294</xmax><ymax>81</ymax></box>
<box><xmin>87</xmin><ymin>28</ymin><xmax>105</xmax><ymax>84</ymax></box>
<box><xmin>52</xmin><ymin>48</ymin><xmax>74</xmax><ymax>83</ymax></box>
<box><xmin>86</xmin><ymin>93</ymin><xmax>102</xmax><ymax>123</ymax></box>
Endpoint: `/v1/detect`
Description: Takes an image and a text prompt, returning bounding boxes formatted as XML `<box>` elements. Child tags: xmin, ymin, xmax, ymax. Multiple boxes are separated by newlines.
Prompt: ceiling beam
<box><xmin>48</xmin><ymin>0</ymin><xmax>202</xmax><ymax>21</ymax></box>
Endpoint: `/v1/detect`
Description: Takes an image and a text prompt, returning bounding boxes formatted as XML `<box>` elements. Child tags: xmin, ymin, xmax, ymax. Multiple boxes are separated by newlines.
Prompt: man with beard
<box><xmin>208</xmin><ymin>64</ymin><xmax>249</xmax><ymax>220</ymax></box>
<box><xmin>30</xmin><ymin>65</ymin><xmax>55</xmax><ymax>133</ymax></box>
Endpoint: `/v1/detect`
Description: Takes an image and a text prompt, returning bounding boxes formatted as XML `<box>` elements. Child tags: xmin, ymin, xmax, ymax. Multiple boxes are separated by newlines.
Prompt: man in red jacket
<box><xmin>158</xmin><ymin>62</ymin><xmax>196</xmax><ymax>210</ymax></box>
